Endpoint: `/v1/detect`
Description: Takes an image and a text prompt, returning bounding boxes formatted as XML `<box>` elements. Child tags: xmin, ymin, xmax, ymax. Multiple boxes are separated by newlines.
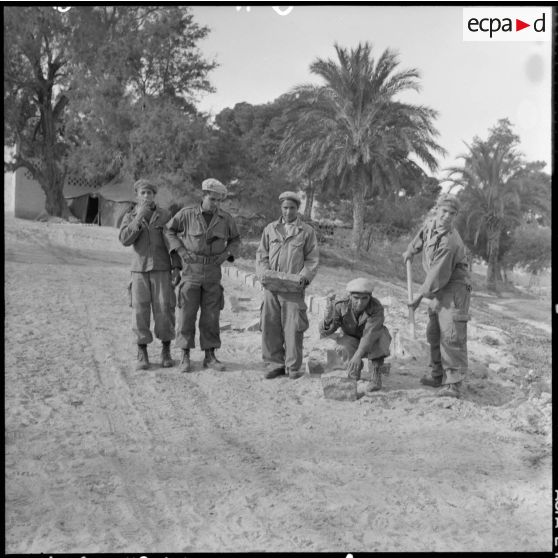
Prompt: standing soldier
<box><xmin>319</xmin><ymin>278</ymin><xmax>392</xmax><ymax>394</ymax></box>
<box><xmin>256</xmin><ymin>191</ymin><xmax>319</xmax><ymax>379</ymax></box>
<box><xmin>403</xmin><ymin>194</ymin><xmax>471</xmax><ymax>398</ymax></box>
<box><xmin>165</xmin><ymin>178</ymin><xmax>240</xmax><ymax>373</ymax></box>
<box><xmin>119</xmin><ymin>179</ymin><xmax>176</xmax><ymax>370</ymax></box>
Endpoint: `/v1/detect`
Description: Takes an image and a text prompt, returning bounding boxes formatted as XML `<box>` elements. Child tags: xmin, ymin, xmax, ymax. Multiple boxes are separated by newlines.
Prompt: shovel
<box><xmin>406</xmin><ymin>259</ymin><xmax>416</xmax><ymax>339</ymax></box>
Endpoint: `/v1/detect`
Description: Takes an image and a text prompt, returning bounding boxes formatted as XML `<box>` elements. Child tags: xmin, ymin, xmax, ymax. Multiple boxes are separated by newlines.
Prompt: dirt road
<box><xmin>4</xmin><ymin>218</ymin><xmax>552</xmax><ymax>553</ymax></box>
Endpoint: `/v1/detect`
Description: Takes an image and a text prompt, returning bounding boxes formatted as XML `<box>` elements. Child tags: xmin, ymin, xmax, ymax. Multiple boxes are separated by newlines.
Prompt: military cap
<box><xmin>346</xmin><ymin>277</ymin><xmax>375</xmax><ymax>294</ymax></box>
<box><xmin>133</xmin><ymin>178</ymin><xmax>157</xmax><ymax>194</ymax></box>
<box><xmin>279</xmin><ymin>191</ymin><xmax>301</xmax><ymax>207</ymax></box>
<box><xmin>437</xmin><ymin>193</ymin><xmax>460</xmax><ymax>213</ymax></box>
<box><xmin>202</xmin><ymin>178</ymin><xmax>227</xmax><ymax>197</ymax></box>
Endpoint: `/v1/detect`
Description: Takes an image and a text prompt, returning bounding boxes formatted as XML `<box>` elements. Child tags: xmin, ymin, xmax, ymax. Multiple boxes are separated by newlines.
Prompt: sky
<box><xmin>190</xmin><ymin>5</ymin><xmax>553</xmax><ymax>178</ymax></box>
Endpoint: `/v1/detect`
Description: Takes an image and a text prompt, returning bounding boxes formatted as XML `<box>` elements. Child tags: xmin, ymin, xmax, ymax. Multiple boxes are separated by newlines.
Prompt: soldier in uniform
<box><xmin>165</xmin><ymin>178</ymin><xmax>240</xmax><ymax>373</ymax></box>
<box><xmin>319</xmin><ymin>278</ymin><xmax>392</xmax><ymax>394</ymax></box>
<box><xmin>403</xmin><ymin>194</ymin><xmax>471</xmax><ymax>398</ymax></box>
<box><xmin>119</xmin><ymin>179</ymin><xmax>177</xmax><ymax>370</ymax></box>
<box><xmin>256</xmin><ymin>191</ymin><xmax>319</xmax><ymax>379</ymax></box>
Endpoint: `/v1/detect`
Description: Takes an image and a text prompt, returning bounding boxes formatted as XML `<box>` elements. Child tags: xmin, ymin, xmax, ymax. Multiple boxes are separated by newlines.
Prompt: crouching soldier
<box><xmin>119</xmin><ymin>179</ymin><xmax>177</xmax><ymax>370</ymax></box>
<box><xmin>319</xmin><ymin>278</ymin><xmax>391</xmax><ymax>395</ymax></box>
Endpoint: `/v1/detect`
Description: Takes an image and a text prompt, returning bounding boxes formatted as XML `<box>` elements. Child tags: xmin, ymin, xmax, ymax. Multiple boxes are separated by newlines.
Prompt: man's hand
<box><xmin>407</xmin><ymin>293</ymin><xmax>423</xmax><ymax>312</ymax></box>
<box><xmin>136</xmin><ymin>201</ymin><xmax>154</xmax><ymax>223</ymax></box>
<box><xmin>171</xmin><ymin>268</ymin><xmax>181</xmax><ymax>288</ymax></box>
<box><xmin>347</xmin><ymin>355</ymin><xmax>362</xmax><ymax>380</ymax></box>
<box><xmin>176</xmin><ymin>247</ymin><xmax>190</xmax><ymax>265</ymax></box>
<box><xmin>213</xmin><ymin>251</ymin><xmax>230</xmax><ymax>266</ymax></box>
<box><xmin>402</xmin><ymin>250</ymin><xmax>413</xmax><ymax>263</ymax></box>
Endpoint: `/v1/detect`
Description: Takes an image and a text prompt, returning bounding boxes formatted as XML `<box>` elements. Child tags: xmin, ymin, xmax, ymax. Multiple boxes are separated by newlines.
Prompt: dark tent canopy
<box><xmin>65</xmin><ymin>176</ymin><xmax>135</xmax><ymax>227</ymax></box>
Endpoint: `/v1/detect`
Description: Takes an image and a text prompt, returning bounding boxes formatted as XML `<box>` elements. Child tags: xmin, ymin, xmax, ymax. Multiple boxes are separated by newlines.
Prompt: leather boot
<box><xmin>364</xmin><ymin>359</ymin><xmax>382</xmax><ymax>394</ymax></box>
<box><xmin>437</xmin><ymin>381</ymin><xmax>461</xmax><ymax>398</ymax></box>
<box><xmin>161</xmin><ymin>341</ymin><xmax>174</xmax><ymax>368</ymax></box>
<box><xmin>288</xmin><ymin>367</ymin><xmax>304</xmax><ymax>380</ymax></box>
<box><xmin>420</xmin><ymin>375</ymin><xmax>443</xmax><ymax>387</ymax></box>
<box><xmin>179</xmin><ymin>349</ymin><xmax>192</xmax><ymax>373</ymax></box>
<box><xmin>136</xmin><ymin>344</ymin><xmax>149</xmax><ymax>371</ymax></box>
<box><xmin>264</xmin><ymin>365</ymin><xmax>286</xmax><ymax>379</ymax></box>
<box><xmin>203</xmin><ymin>349</ymin><xmax>226</xmax><ymax>371</ymax></box>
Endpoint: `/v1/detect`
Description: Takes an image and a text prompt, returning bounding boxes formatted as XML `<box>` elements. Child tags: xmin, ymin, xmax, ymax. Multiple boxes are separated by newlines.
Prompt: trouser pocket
<box><xmin>450</xmin><ymin>310</ymin><xmax>470</xmax><ymax>345</ymax></box>
<box><xmin>127</xmin><ymin>280</ymin><xmax>133</xmax><ymax>308</ymax></box>
<box><xmin>219</xmin><ymin>284</ymin><xmax>225</xmax><ymax>310</ymax></box>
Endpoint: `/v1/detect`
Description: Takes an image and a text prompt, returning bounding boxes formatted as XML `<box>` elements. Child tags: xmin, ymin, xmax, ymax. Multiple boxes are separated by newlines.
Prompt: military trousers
<box><xmin>426</xmin><ymin>282</ymin><xmax>471</xmax><ymax>384</ymax></box>
<box><xmin>334</xmin><ymin>328</ymin><xmax>392</xmax><ymax>363</ymax></box>
<box><xmin>261</xmin><ymin>289</ymin><xmax>309</xmax><ymax>371</ymax></box>
<box><xmin>175</xmin><ymin>263</ymin><xmax>224</xmax><ymax>350</ymax></box>
<box><xmin>129</xmin><ymin>271</ymin><xmax>175</xmax><ymax>345</ymax></box>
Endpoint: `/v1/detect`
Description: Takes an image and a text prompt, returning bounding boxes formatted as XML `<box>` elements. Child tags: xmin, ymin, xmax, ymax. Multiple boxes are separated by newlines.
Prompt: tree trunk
<box><xmin>486</xmin><ymin>224</ymin><xmax>501</xmax><ymax>290</ymax></box>
<box><xmin>40</xmin><ymin>174</ymin><xmax>70</xmax><ymax>217</ymax></box>
<box><xmin>351</xmin><ymin>184</ymin><xmax>365</xmax><ymax>254</ymax></box>
<box><xmin>303</xmin><ymin>178</ymin><xmax>315</xmax><ymax>220</ymax></box>
<box><xmin>39</xmin><ymin>84</ymin><xmax>70</xmax><ymax>217</ymax></box>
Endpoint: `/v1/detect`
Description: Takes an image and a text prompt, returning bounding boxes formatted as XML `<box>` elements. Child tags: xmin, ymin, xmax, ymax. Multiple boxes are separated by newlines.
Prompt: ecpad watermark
<box><xmin>463</xmin><ymin>7</ymin><xmax>551</xmax><ymax>41</ymax></box>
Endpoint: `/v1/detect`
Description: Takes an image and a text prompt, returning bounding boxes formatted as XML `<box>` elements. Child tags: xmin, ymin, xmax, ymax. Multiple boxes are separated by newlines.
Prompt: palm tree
<box><xmin>447</xmin><ymin>120</ymin><xmax>546</xmax><ymax>289</ymax></box>
<box><xmin>278</xmin><ymin>42</ymin><xmax>445</xmax><ymax>252</ymax></box>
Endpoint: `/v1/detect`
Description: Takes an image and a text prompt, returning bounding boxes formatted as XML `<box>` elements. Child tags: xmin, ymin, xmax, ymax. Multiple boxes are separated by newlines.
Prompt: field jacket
<box><xmin>320</xmin><ymin>296</ymin><xmax>387</xmax><ymax>351</ymax></box>
<box><xmin>256</xmin><ymin>216</ymin><xmax>319</xmax><ymax>283</ymax></box>
<box><xmin>407</xmin><ymin>220</ymin><xmax>470</xmax><ymax>299</ymax></box>
<box><xmin>164</xmin><ymin>205</ymin><xmax>241</xmax><ymax>264</ymax></box>
<box><xmin>119</xmin><ymin>204</ymin><xmax>174</xmax><ymax>272</ymax></box>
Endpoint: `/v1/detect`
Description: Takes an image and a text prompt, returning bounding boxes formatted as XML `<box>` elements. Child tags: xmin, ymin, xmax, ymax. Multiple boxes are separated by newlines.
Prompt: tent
<box><xmin>65</xmin><ymin>176</ymin><xmax>135</xmax><ymax>227</ymax></box>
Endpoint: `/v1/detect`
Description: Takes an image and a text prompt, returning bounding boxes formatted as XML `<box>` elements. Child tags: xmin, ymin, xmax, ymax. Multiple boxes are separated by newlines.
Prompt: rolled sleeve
<box><xmin>164</xmin><ymin>213</ymin><xmax>186</xmax><ymax>254</ymax></box>
<box><xmin>419</xmin><ymin>247</ymin><xmax>455</xmax><ymax>298</ymax></box>
<box><xmin>225</xmin><ymin>215</ymin><xmax>241</xmax><ymax>259</ymax></box>
<box><xmin>119</xmin><ymin>211</ymin><xmax>142</xmax><ymax>247</ymax></box>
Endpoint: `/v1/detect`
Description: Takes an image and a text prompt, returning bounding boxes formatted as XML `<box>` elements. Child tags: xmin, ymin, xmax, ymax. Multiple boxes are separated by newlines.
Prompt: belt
<box><xmin>190</xmin><ymin>254</ymin><xmax>216</xmax><ymax>264</ymax></box>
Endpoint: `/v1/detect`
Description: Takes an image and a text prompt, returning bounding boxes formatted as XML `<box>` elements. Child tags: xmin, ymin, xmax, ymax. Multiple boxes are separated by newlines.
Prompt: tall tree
<box><xmin>4</xmin><ymin>7</ymin><xmax>75</xmax><ymax>216</ymax></box>
<box><xmin>4</xmin><ymin>6</ymin><xmax>216</xmax><ymax>216</ymax></box>
<box><xmin>278</xmin><ymin>43</ymin><xmax>445</xmax><ymax>252</ymax></box>
<box><xmin>448</xmin><ymin>119</ymin><xmax>550</xmax><ymax>289</ymax></box>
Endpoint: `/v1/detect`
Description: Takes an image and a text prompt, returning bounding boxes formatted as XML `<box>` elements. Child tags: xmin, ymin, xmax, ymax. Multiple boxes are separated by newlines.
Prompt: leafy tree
<box><xmin>211</xmin><ymin>99</ymin><xmax>297</xmax><ymax>222</ymax></box>
<box><xmin>448</xmin><ymin>119</ymin><xmax>550</xmax><ymax>289</ymax></box>
<box><xmin>4</xmin><ymin>6</ymin><xmax>216</xmax><ymax>216</ymax></box>
<box><xmin>504</xmin><ymin>222</ymin><xmax>551</xmax><ymax>276</ymax></box>
<box><xmin>278</xmin><ymin>43</ymin><xmax>445</xmax><ymax>252</ymax></box>
<box><xmin>4</xmin><ymin>7</ymin><xmax>76</xmax><ymax>216</ymax></box>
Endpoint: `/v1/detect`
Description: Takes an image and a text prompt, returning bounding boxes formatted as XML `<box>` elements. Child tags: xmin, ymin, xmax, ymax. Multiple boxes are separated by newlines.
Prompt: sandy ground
<box><xmin>4</xmin><ymin>216</ymin><xmax>552</xmax><ymax>553</ymax></box>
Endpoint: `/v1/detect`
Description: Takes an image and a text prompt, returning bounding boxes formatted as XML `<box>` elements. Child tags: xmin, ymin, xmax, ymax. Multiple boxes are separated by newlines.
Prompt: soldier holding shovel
<box><xmin>403</xmin><ymin>194</ymin><xmax>471</xmax><ymax>398</ymax></box>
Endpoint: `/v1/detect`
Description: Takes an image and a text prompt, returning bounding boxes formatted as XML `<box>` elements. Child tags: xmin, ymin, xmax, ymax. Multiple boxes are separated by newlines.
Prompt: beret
<box><xmin>202</xmin><ymin>178</ymin><xmax>227</xmax><ymax>196</ymax></box>
<box><xmin>279</xmin><ymin>191</ymin><xmax>301</xmax><ymax>206</ymax></box>
<box><xmin>437</xmin><ymin>193</ymin><xmax>460</xmax><ymax>212</ymax></box>
<box><xmin>133</xmin><ymin>179</ymin><xmax>157</xmax><ymax>194</ymax></box>
<box><xmin>346</xmin><ymin>278</ymin><xmax>375</xmax><ymax>294</ymax></box>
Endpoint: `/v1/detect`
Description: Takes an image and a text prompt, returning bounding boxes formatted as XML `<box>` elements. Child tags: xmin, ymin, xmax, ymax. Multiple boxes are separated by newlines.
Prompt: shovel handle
<box><xmin>406</xmin><ymin>259</ymin><xmax>416</xmax><ymax>339</ymax></box>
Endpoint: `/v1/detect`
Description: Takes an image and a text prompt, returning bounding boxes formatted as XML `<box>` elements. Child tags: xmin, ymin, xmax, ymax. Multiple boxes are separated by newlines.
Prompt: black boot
<box><xmin>420</xmin><ymin>375</ymin><xmax>443</xmax><ymax>387</ymax></box>
<box><xmin>179</xmin><ymin>349</ymin><xmax>192</xmax><ymax>373</ymax></box>
<box><xmin>136</xmin><ymin>344</ymin><xmax>149</xmax><ymax>371</ymax></box>
<box><xmin>161</xmin><ymin>341</ymin><xmax>174</xmax><ymax>368</ymax></box>
<box><xmin>203</xmin><ymin>349</ymin><xmax>226</xmax><ymax>371</ymax></box>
